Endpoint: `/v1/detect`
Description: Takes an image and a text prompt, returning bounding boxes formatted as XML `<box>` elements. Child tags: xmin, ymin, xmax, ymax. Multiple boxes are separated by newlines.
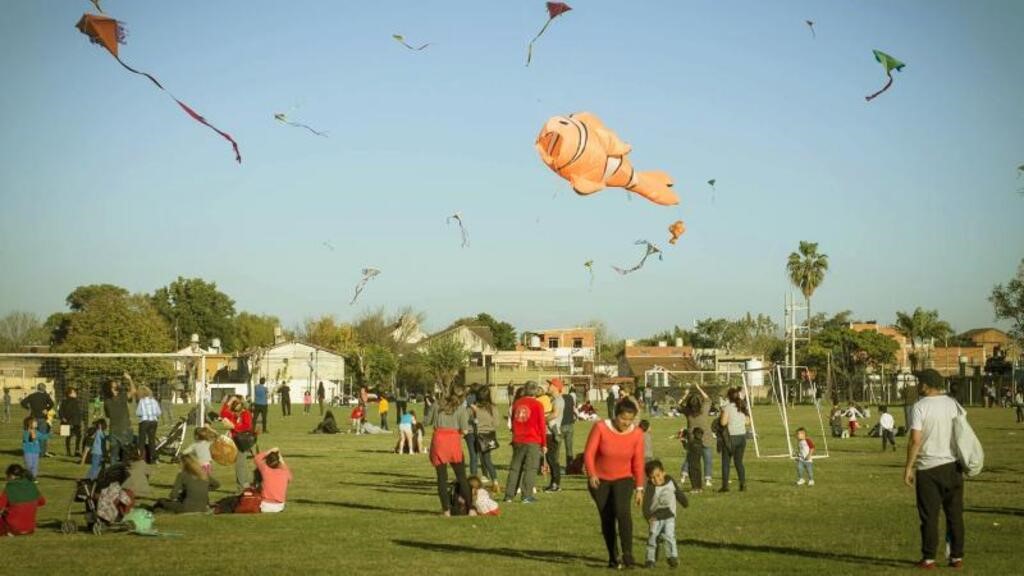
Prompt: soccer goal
<box><xmin>745</xmin><ymin>364</ymin><xmax>831</xmax><ymax>459</ymax></box>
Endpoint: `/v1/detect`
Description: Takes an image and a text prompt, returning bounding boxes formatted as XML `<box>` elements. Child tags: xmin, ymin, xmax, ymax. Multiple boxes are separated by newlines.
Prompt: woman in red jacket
<box><xmin>220</xmin><ymin>395</ymin><xmax>255</xmax><ymax>491</ymax></box>
<box><xmin>584</xmin><ymin>398</ymin><xmax>645</xmax><ymax>569</ymax></box>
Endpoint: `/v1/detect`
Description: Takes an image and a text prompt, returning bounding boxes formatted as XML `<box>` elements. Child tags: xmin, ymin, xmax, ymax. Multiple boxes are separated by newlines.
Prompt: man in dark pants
<box><xmin>543</xmin><ymin>379</ymin><xmax>565</xmax><ymax>493</ymax></box>
<box><xmin>904</xmin><ymin>369</ymin><xmax>965</xmax><ymax>570</ymax></box>
<box><xmin>58</xmin><ymin>387</ymin><xmax>84</xmax><ymax>457</ymax></box>
<box><xmin>277</xmin><ymin>381</ymin><xmax>291</xmax><ymax>416</ymax></box>
<box><xmin>21</xmin><ymin>384</ymin><xmax>54</xmax><ymax>457</ymax></box>
<box><xmin>560</xmin><ymin>386</ymin><xmax>577</xmax><ymax>472</ymax></box>
<box><xmin>104</xmin><ymin>373</ymin><xmax>137</xmax><ymax>465</ymax></box>
<box><xmin>253</xmin><ymin>377</ymin><xmax>270</xmax><ymax>433</ymax></box>
<box><xmin>396</xmin><ymin>385</ymin><xmax>409</xmax><ymax>426</ymax></box>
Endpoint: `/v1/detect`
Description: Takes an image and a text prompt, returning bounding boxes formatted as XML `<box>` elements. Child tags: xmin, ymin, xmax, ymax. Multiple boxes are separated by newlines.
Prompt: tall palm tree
<box><xmin>894</xmin><ymin>307</ymin><xmax>953</xmax><ymax>371</ymax></box>
<box><xmin>786</xmin><ymin>241</ymin><xmax>829</xmax><ymax>339</ymax></box>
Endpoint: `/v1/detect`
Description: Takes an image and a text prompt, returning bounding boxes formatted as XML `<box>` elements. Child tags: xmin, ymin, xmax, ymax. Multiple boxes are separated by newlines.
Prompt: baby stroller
<box><xmin>155</xmin><ymin>407</ymin><xmax>219</xmax><ymax>462</ymax></box>
<box><xmin>61</xmin><ymin>463</ymin><xmax>135</xmax><ymax>535</ymax></box>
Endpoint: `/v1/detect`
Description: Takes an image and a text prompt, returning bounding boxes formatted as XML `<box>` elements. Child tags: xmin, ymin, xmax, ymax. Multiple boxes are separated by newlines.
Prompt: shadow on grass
<box><xmin>291</xmin><ymin>498</ymin><xmax>437</xmax><ymax>516</ymax></box>
<box><xmin>277</xmin><ymin>453</ymin><xmax>325</xmax><ymax>459</ymax></box>
<box><xmin>356</xmin><ymin>449</ymin><xmax>399</xmax><ymax>454</ymax></box>
<box><xmin>678</xmin><ymin>538</ymin><xmax>910</xmax><ymax>568</ymax></box>
<box><xmin>392</xmin><ymin>539</ymin><xmax>606</xmax><ymax>566</ymax></box>
<box><xmin>965</xmin><ymin>506</ymin><xmax>1024</xmax><ymax>517</ymax></box>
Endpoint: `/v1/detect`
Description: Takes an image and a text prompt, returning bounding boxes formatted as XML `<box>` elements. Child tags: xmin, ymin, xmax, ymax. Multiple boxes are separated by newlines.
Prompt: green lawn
<box><xmin>1</xmin><ymin>403</ymin><xmax>1021</xmax><ymax>575</ymax></box>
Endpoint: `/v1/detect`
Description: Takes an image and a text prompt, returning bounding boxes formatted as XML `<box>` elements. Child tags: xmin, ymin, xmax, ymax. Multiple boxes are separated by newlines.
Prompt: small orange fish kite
<box><xmin>75</xmin><ymin>13</ymin><xmax>241</xmax><ymax>163</ymax></box>
<box><xmin>668</xmin><ymin>220</ymin><xmax>686</xmax><ymax>244</ymax></box>
<box><xmin>536</xmin><ymin>112</ymin><xmax>678</xmax><ymax>206</ymax></box>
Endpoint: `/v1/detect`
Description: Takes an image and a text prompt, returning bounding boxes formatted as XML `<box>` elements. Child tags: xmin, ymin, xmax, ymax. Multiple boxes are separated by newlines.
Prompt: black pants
<box><xmin>138</xmin><ymin>420</ymin><xmax>158</xmax><ymax>464</ymax></box>
<box><xmin>687</xmin><ymin>449</ymin><xmax>703</xmax><ymax>489</ymax></box>
<box><xmin>281</xmin><ymin>401</ymin><xmax>291</xmax><ymax>416</ymax></box>
<box><xmin>1016</xmin><ymin>405</ymin><xmax>1023</xmax><ymax>423</ymax></box>
<box><xmin>435</xmin><ymin>463</ymin><xmax>470</xmax><ymax>513</ymax></box>
<box><xmin>882</xmin><ymin>429</ymin><xmax>896</xmax><ymax>451</ymax></box>
<box><xmin>65</xmin><ymin>424</ymin><xmax>82</xmax><ymax>456</ymax></box>
<box><xmin>721</xmin><ymin>435</ymin><xmax>747</xmax><ymax>488</ymax></box>
<box><xmin>590</xmin><ymin>478</ymin><xmax>635</xmax><ymax>564</ymax></box>
<box><xmin>253</xmin><ymin>404</ymin><xmax>269</xmax><ymax>433</ymax></box>
<box><xmin>916</xmin><ymin>462</ymin><xmax>965</xmax><ymax>561</ymax></box>
<box><xmin>545</xmin><ymin>432</ymin><xmax>562</xmax><ymax>486</ymax></box>
<box><xmin>380</xmin><ymin>414</ymin><xmax>389</xmax><ymax>431</ymax></box>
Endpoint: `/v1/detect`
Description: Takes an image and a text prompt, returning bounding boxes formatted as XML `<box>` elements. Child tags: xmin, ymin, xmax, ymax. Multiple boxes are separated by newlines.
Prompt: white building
<box><xmin>249</xmin><ymin>341</ymin><xmax>346</xmax><ymax>404</ymax></box>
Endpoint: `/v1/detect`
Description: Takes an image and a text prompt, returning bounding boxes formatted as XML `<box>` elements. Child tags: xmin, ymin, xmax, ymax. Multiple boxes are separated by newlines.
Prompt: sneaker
<box><xmin>644</xmin><ymin>561</ymin><xmax>656</xmax><ymax>569</ymax></box>
<box><xmin>808</xmin><ymin>480</ymin><xmax>815</xmax><ymax>486</ymax></box>
<box><xmin>704</xmin><ymin>476</ymin><xmax>712</xmax><ymax>487</ymax></box>
<box><xmin>796</xmin><ymin>478</ymin><xmax>806</xmax><ymax>486</ymax></box>
<box><xmin>667</xmin><ymin>557</ymin><xmax>678</xmax><ymax>568</ymax></box>
<box><xmin>948</xmin><ymin>558</ymin><xmax>963</xmax><ymax>569</ymax></box>
<box><xmin>544</xmin><ymin>484</ymin><xmax>561</xmax><ymax>493</ymax></box>
<box><xmin>680</xmin><ymin>472</ymin><xmax>689</xmax><ymax>485</ymax></box>
<box><xmin>521</xmin><ymin>497</ymin><xmax>536</xmax><ymax>504</ymax></box>
<box><xmin>914</xmin><ymin>560</ymin><xmax>937</xmax><ymax>570</ymax></box>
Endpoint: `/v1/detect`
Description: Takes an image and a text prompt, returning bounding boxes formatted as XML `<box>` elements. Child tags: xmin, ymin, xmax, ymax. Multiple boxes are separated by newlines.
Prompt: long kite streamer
<box><xmin>392</xmin><ymin>34</ymin><xmax>431</xmax><ymax>51</ymax></box>
<box><xmin>447</xmin><ymin>212</ymin><xmax>470</xmax><ymax>248</ymax></box>
<box><xmin>274</xmin><ymin>113</ymin><xmax>328</xmax><ymax>137</ymax></box>
<box><xmin>350</xmin><ymin>268</ymin><xmax>381</xmax><ymax>305</ymax></box>
<box><xmin>76</xmin><ymin>13</ymin><xmax>241</xmax><ymax>163</ymax></box>
<box><xmin>865</xmin><ymin>50</ymin><xmax>905</xmax><ymax>102</ymax></box>
<box><xmin>526</xmin><ymin>2</ymin><xmax>572</xmax><ymax>66</ymax></box>
<box><xmin>612</xmin><ymin>240</ymin><xmax>662</xmax><ymax>275</ymax></box>
<box><xmin>584</xmin><ymin>259</ymin><xmax>594</xmax><ymax>290</ymax></box>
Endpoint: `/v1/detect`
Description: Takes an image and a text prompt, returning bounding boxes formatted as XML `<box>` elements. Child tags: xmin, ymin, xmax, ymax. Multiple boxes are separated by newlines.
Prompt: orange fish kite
<box><xmin>668</xmin><ymin>220</ymin><xmax>686</xmax><ymax>244</ymax></box>
<box><xmin>76</xmin><ymin>13</ymin><xmax>241</xmax><ymax>163</ymax></box>
<box><xmin>536</xmin><ymin>113</ymin><xmax>677</xmax><ymax>206</ymax></box>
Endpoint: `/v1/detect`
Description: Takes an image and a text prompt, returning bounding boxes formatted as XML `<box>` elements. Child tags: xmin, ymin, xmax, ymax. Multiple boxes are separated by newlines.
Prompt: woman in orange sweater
<box><xmin>584</xmin><ymin>398</ymin><xmax>646</xmax><ymax>569</ymax></box>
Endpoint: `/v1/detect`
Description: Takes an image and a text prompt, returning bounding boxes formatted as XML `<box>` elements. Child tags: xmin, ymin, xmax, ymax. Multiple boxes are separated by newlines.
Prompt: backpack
<box><xmin>447</xmin><ymin>482</ymin><xmax>469</xmax><ymax>516</ymax></box>
<box><xmin>952</xmin><ymin>401</ymin><xmax>984</xmax><ymax>477</ymax></box>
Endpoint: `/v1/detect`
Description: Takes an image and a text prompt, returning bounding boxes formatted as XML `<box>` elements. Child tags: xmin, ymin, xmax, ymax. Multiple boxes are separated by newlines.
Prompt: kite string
<box><xmin>525</xmin><ymin>17</ymin><xmax>554</xmax><ymax>66</ymax></box>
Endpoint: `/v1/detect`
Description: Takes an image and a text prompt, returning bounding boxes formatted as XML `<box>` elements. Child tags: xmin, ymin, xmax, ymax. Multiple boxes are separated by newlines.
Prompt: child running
<box><xmin>794</xmin><ymin>427</ymin><xmax>815</xmax><ymax>486</ymax></box>
<box><xmin>642</xmin><ymin>459</ymin><xmax>688</xmax><ymax>568</ymax></box>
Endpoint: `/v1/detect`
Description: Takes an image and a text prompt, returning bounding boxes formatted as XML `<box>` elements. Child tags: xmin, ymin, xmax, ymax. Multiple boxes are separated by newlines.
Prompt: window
<box><xmin>548</xmin><ymin>337</ymin><xmax>560</xmax><ymax>349</ymax></box>
<box><xmin>572</xmin><ymin>337</ymin><xmax>584</xmax><ymax>349</ymax></box>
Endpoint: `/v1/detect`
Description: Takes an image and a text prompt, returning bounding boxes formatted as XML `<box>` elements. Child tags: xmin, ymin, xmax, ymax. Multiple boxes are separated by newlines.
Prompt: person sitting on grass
<box><xmin>153</xmin><ymin>454</ymin><xmax>210</xmax><ymax>514</ymax></box>
<box><xmin>313</xmin><ymin>410</ymin><xmax>340</xmax><ymax>434</ymax></box>
<box><xmin>255</xmin><ymin>448</ymin><xmax>291</xmax><ymax>513</ymax></box>
<box><xmin>122</xmin><ymin>447</ymin><xmax>152</xmax><ymax>498</ymax></box>
<box><xmin>0</xmin><ymin>463</ymin><xmax>46</xmax><ymax>536</ymax></box>
<box><xmin>468</xmin><ymin>476</ymin><xmax>500</xmax><ymax>516</ymax></box>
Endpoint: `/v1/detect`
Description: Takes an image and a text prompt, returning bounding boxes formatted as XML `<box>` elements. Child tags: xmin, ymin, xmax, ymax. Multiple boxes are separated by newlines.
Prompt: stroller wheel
<box><xmin>92</xmin><ymin>522</ymin><xmax>104</xmax><ymax>536</ymax></box>
<box><xmin>61</xmin><ymin>520</ymin><xmax>77</xmax><ymax>534</ymax></box>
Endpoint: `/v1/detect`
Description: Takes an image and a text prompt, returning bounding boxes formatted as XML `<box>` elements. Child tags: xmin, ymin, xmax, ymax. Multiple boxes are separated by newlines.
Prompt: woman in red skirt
<box><xmin>429</xmin><ymin>384</ymin><xmax>473</xmax><ymax>516</ymax></box>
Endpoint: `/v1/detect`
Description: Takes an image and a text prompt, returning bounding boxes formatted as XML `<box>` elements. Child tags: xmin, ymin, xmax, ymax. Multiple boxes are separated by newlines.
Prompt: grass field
<box><xmin>1</xmin><ymin>402</ymin><xmax>1021</xmax><ymax>575</ymax></box>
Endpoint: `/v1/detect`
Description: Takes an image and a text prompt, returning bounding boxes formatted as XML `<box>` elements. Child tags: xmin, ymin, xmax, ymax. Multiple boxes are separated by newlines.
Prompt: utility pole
<box><xmin>784</xmin><ymin>292</ymin><xmax>809</xmax><ymax>380</ymax></box>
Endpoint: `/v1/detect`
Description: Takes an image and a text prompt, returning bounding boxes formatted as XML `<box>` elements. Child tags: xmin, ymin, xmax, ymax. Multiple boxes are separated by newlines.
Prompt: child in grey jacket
<box><xmin>642</xmin><ymin>459</ymin><xmax>689</xmax><ymax>568</ymax></box>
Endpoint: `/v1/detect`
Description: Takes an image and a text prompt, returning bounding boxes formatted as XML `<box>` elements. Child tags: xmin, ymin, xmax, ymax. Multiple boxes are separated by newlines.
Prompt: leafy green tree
<box><xmin>364</xmin><ymin>345</ymin><xmax>398</xmax><ymax>392</ymax></box>
<box><xmin>66</xmin><ymin>284</ymin><xmax>129</xmax><ymax>312</ymax></box>
<box><xmin>787</xmin><ymin>241</ymin><xmax>829</xmax><ymax>339</ymax></box>
<box><xmin>234</xmin><ymin>312</ymin><xmax>281</xmax><ymax>351</ymax></box>
<box><xmin>151</xmin><ymin>277</ymin><xmax>237</xmax><ymax>351</ymax></box>
<box><xmin>301</xmin><ymin>315</ymin><xmax>357</xmax><ymax>353</ymax></box>
<box><xmin>421</xmin><ymin>336</ymin><xmax>468</xmax><ymax>396</ymax></box>
<box><xmin>990</xmin><ymin>258</ymin><xmax>1024</xmax><ymax>347</ymax></box>
<box><xmin>0</xmin><ymin>311</ymin><xmax>47</xmax><ymax>352</ymax></box>
<box><xmin>894</xmin><ymin>307</ymin><xmax>953</xmax><ymax>370</ymax></box>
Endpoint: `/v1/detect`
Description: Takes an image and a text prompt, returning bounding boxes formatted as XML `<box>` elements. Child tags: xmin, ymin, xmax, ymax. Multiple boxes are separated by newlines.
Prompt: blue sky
<box><xmin>1</xmin><ymin>0</ymin><xmax>1022</xmax><ymax>339</ymax></box>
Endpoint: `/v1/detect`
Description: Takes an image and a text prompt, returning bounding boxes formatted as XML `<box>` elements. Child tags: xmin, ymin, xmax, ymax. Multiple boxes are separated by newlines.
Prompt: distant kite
<box><xmin>447</xmin><ymin>212</ymin><xmax>470</xmax><ymax>248</ymax></box>
<box><xmin>708</xmin><ymin>178</ymin><xmax>716</xmax><ymax>203</ymax></box>
<box><xmin>322</xmin><ymin>241</ymin><xmax>335</xmax><ymax>252</ymax></box>
<box><xmin>668</xmin><ymin>220</ymin><xmax>686</xmax><ymax>245</ymax></box>
<box><xmin>75</xmin><ymin>13</ymin><xmax>241</xmax><ymax>163</ymax></box>
<box><xmin>350</xmin><ymin>268</ymin><xmax>381</xmax><ymax>305</ymax></box>
<box><xmin>865</xmin><ymin>50</ymin><xmax>905</xmax><ymax>102</ymax></box>
<box><xmin>612</xmin><ymin>240</ymin><xmax>663</xmax><ymax>275</ymax></box>
<box><xmin>392</xmin><ymin>34</ymin><xmax>431</xmax><ymax>51</ymax></box>
<box><xmin>274</xmin><ymin>113</ymin><xmax>327</xmax><ymax>137</ymax></box>
<box><xmin>1018</xmin><ymin>164</ymin><xmax>1024</xmax><ymax>195</ymax></box>
<box><xmin>526</xmin><ymin>2</ymin><xmax>572</xmax><ymax>66</ymax></box>
<box><xmin>584</xmin><ymin>259</ymin><xmax>594</xmax><ymax>289</ymax></box>
<box><xmin>536</xmin><ymin>112</ymin><xmax>678</xmax><ymax>205</ymax></box>
<box><xmin>805</xmin><ymin>20</ymin><xmax>815</xmax><ymax>39</ymax></box>
<box><xmin>89</xmin><ymin>0</ymin><xmax>104</xmax><ymax>13</ymax></box>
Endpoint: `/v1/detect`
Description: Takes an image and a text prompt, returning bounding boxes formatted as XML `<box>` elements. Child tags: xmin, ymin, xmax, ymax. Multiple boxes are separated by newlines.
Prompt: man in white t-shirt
<box><xmin>878</xmin><ymin>406</ymin><xmax>897</xmax><ymax>452</ymax></box>
<box><xmin>903</xmin><ymin>370</ymin><xmax>964</xmax><ymax>570</ymax></box>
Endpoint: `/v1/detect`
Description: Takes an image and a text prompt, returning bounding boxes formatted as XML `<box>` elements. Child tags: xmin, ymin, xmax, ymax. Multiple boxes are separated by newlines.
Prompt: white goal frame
<box><xmin>745</xmin><ymin>364</ymin><xmax>831</xmax><ymax>459</ymax></box>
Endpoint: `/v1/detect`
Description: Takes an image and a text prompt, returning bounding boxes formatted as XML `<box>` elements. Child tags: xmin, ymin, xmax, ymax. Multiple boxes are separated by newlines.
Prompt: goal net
<box><xmin>746</xmin><ymin>364</ymin><xmax>831</xmax><ymax>459</ymax></box>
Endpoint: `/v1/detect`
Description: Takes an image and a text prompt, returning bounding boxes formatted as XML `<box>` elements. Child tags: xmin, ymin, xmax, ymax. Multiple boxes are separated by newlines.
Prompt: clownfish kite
<box><xmin>536</xmin><ymin>112</ymin><xmax>678</xmax><ymax>206</ymax></box>
<box><xmin>75</xmin><ymin>13</ymin><xmax>241</xmax><ymax>163</ymax></box>
<box><xmin>350</xmin><ymin>268</ymin><xmax>381</xmax><ymax>305</ymax></box>
<box><xmin>612</xmin><ymin>240</ymin><xmax>663</xmax><ymax>275</ymax></box>
<box><xmin>392</xmin><ymin>34</ymin><xmax>431</xmax><ymax>51</ymax></box>
<box><xmin>865</xmin><ymin>50</ymin><xmax>905</xmax><ymax>102</ymax></box>
<box><xmin>526</xmin><ymin>2</ymin><xmax>572</xmax><ymax>66</ymax></box>
<box><xmin>274</xmin><ymin>113</ymin><xmax>328</xmax><ymax>137</ymax></box>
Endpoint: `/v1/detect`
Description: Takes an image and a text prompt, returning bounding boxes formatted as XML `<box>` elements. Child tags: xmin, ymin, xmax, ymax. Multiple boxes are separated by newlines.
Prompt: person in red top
<box><xmin>584</xmin><ymin>397</ymin><xmax>645</xmax><ymax>569</ymax></box>
<box><xmin>220</xmin><ymin>395</ymin><xmax>255</xmax><ymax>491</ymax></box>
<box><xmin>254</xmin><ymin>448</ymin><xmax>291</xmax><ymax>513</ymax></box>
<box><xmin>503</xmin><ymin>382</ymin><xmax>547</xmax><ymax>503</ymax></box>
<box><xmin>0</xmin><ymin>463</ymin><xmax>46</xmax><ymax>536</ymax></box>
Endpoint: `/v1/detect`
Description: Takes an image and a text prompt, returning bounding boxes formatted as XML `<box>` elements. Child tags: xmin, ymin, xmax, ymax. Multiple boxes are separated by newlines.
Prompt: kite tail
<box><xmin>526</xmin><ymin>17</ymin><xmax>554</xmax><ymax>66</ymax></box>
<box><xmin>115</xmin><ymin>57</ymin><xmax>241</xmax><ymax>163</ymax></box>
<box><xmin>296</xmin><ymin>123</ymin><xmax>328</xmax><ymax>138</ymax></box>
<box><xmin>865</xmin><ymin>72</ymin><xmax>894</xmax><ymax>102</ymax></box>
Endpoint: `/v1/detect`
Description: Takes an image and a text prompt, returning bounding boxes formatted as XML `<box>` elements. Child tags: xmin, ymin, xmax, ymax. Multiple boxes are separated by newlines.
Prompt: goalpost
<box><xmin>745</xmin><ymin>364</ymin><xmax>831</xmax><ymax>459</ymax></box>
